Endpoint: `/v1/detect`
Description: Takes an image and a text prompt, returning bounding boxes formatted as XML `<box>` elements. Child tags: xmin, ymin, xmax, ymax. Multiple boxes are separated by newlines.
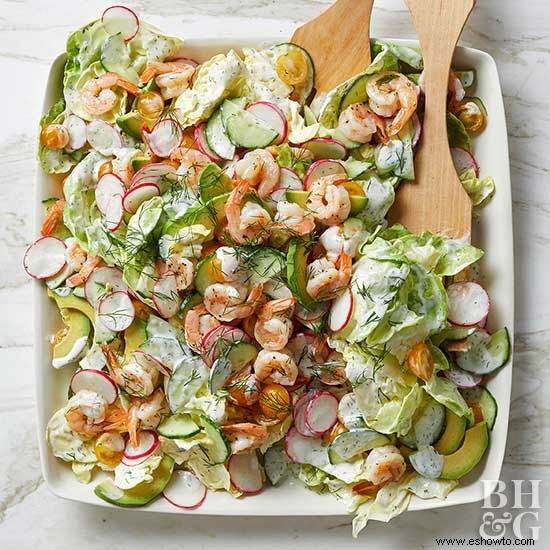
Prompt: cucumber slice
<box><xmin>409</xmin><ymin>446</ymin><xmax>444</xmax><ymax>479</ymax></box>
<box><xmin>209</xmin><ymin>356</ymin><xmax>232</xmax><ymax>394</ymax></box>
<box><xmin>220</xmin><ymin>99</ymin><xmax>278</xmax><ymax>149</ymax></box>
<box><xmin>440</xmin><ymin>421</ymin><xmax>489</xmax><ymax>480</ymax></box>
<box><xmin>199</xmin><ymin>415</ymin><xmax>230</xmax><ymax>464</ymax></box>
<box><xmin>157</xmin><ymin>414</ymin><xmax>201</xmax><ymax>439</ymax></box>
<box><xmin>460</xmin><ymin>386</ymin><xmax>498</xmax><ymax>430</ymax></box>
<box><xmin>431</xmin><ymin>325</ymin><xmax>477</xmax><ymax>346</ymax></box>
<box><xmin>226</xmin><ymin>341</ymin><xmax>259</xmax><ymax>372</ymax></box>
<box><xmin>399</xmin><ymin>397</ymin><xmax>446</xmax><ymax>449</ymax></box>
<box><xmin>338</xmin><ymin>73</ymin><xmax>369</xmax><ymax>115</ymax></box>
<box><xmin>193</xmin><ymin>252</ymin><xmax>222</xmax><ymax>296</ymax></box>
<box><xmin>205</xmin><ymin>108</ymin><xmax>235</xmax><ymax>160</ymax></box>
<box><xmin>455</xmin><ymin>328</ymin><xmax>511</xmax><ymax>375</ymax></box>
<box><xmin>271</xmin><ymin>43</ymin><xmax>315</xmax><ymax>105</ymax></box>
<box><xmin>94</xmin><ymin>455</ymin><xmax>174</xmax><ymax>507</ymax></box>
<box><xmin>245</xmin><ymin>247</ymin><xmax>286</xmax><ymax>287</ymax></box>
<box><xmin>456</xmin><ymin>69</ymin><xmax>476</xmax><ymax>88</ymax></box>
<box><xmin>179</xmin><ymin>292</ymin><xmax>203</xmax><ymax>320</ymax></box>
<box><xmin>287</xmin><ymin>237</ymin><xmax>318</xmax><ymax>311</ymax></box>
<box><xmin>328</xmin><ymin>429</ymin><xmax>390</xmax><ymax>464</ymax></box>
<box><xmin>198</xmin><ymin>163</ymin><xmax>233</xmax><ymax>203</ymax></box>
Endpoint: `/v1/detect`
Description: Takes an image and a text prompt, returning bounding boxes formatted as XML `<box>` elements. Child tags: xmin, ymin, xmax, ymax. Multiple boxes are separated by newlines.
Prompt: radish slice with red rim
<box><xmin>131</xmin><ymin>162</ymin><xmax>179</xmax><ymax>188</ymax></box>
<box><xmin>63</xmin><ymin>114</ymin><xmax>87</xmax><ymax>151</ymax></box>
<box><xmin>96</xmin><ymin>173</ymin><xmax>125</xmax><ymax>215</ymax></box>
<box><xmin>285</xmin><ymin>426</ymin><xmax>326</xmax><ymax>464</ymax></box>
<box><xmin>301</xmin><ymin>138</ymin><xmax>347</xmax><ymax>160</ymax></box>
<box><xmin>103</xmin><ymin>194</ymin><xmax>124</xmax><ymax>232</ymax></box>
<box><xmin>84</xmin><ymin>266</ymin><xmax>127</xmax><ymax>306</ymax></box>
<box><xmin>123</xmin><ymin>430</ymin><xmax>159</xmax><ymax>460</ymax></box>
<box><xmin>163</xmin><ymin>470</ymin><xmax>207</xmax><ymax>509</ymax></box>
<box><xmin>152</xmin><ymin>270</ymin><xmax>181</xmax><ymax>319</ymax></box>
<box><xmin>201</xmin><ymin>325</ymin><xmax>250</xmax><ymax>368</ymax></box>
<box><xmin>23</xmin><ymin>237</ymin><xmax>67</xmax><ymax>280</ymax></box>
<box><xmin>412</xmin><ymin>112</ymin><xmax>422</xmax><ymax>147</ymax></box>
<box><xmin>329</xmin><ymin>287</ymin><xmax>354</xmax><ymax>333</ymax></box>
<box><xmin>304</xmin><ymin>391</ymin><xmax>338</xmax><ymax>435</ymax></box>
<box><xmin>70</xmin><ymin>369</ymin><xmax>119</xmax><ymax>405</ymax></box>
<box><xmin>451</xmin><ymin>147</ymin><xmax>479</xmax><ymax>178</ymax></box>
<box><xmin>442</xmin><ymin>364</ymin><xmax>483</xmax><ymax>388</ymax></box>
<box><xmin>97</xmin><ymin>290</ymin><xmax>135</xmax><ymax>332</ymax></box>
<box><xmin>101</xmin><ymin>5</ymin><xmax>140</xmax><ymax>41</ymax></box>
<box><xmin>143</xmin><ymin>118</ymin><xmax>183</xmax><ymax>158</ymax></box>
<box><xmin>446</xmin><ymin>282</ymin><xmax>490</xmax><ymax>327</ymax></box>
<box><xmin>195</xmin><ymin>122</ymin><xmax>222</xmax><ymax>161</ymax></box>
<box><xmin>133</xmin><ymin>349</ymin><xmax>171</xmax><ymax>377</ymax></box>
<box><xmin>246</xmin><ymin>101</ymin><xmax>288</xmax><ymax>145</ymax></box>
<box><xmin>87</xmin><ymin>120</ymin><xmax>123</xmax><ymax>156</ymax></box>
<box><xmin>228</xmin><ymin>452</ymin><xmax>263</xmax><ymax>495</ymax></box>
<box><xmin>293</xmin><ymin>391</ymin><xmax>319</xmax><ymax>438</ymax></box>
<box><xmin>122</xmin><ymin>182</ymin><xmax>160</xmax><ymax>214</ymax></box>
<box><xmin>278</xmin><ymin>167</ymin><xmax>303</xmax><ymax>190</ymax></box>
<box><xmin>304</xmin><ymin>159</ymin><xmax>346</xmax><ymax>190</ymax></box>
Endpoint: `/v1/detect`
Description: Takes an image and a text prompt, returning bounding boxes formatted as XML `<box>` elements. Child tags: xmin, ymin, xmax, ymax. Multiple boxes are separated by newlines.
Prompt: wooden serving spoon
<box><xmin>389</xmin><ymin>0</ymin><xmax>475</xmax><ymax>240</ymax></box>
<box><xmin>292</xmin><ymin>0</ymin><xmax>374</xmax><ymax>95</ymax></box>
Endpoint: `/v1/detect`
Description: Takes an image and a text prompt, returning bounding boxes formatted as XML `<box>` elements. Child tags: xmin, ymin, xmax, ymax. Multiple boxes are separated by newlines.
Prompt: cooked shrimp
<box><xmin>225</xmin><ymin>180</ymin><xmax>272</xmax><ymax>245</ymax></box>
<box><xmin>365</xmin><ymin>445</ymin><xmax>406</xmax><ymax>486</ymax></box>
<box><xmin>253</xmin><ymin>348</ymin><xmax>299</xmax><ymax>386</ymax></box>
<box><xmin>306</xmin><ymin>174</ymin><xmax>351</xmax><ymax>226</ymax></box>
<box><xmin>184</xmin><ymin>303</ymin><xmax>220</xmax><ymax>351</ymax></box>
<box><xmin>306</xmin><ymin>252</ymin><xmax>352</xmax><ymax>301</ymax></box>
<box><xmin>338</xmin><ymin>103</ymin><xmax>378</xmax><ymax>143</ymax></box>
<box><xmin>317</xmin><ymin>350</ymin><xmax>348</xmax><ymax>386</ymax></box>
<box><xmin>272</xmin><ymin>200</ymin><xmax>315</xmax><ymax>236</ymax></box>
<box><xmin>65</xmin><ymin>239</ymin><xmax>87</xmax><ymax>272</ymax></box>
<box><xmin>366</xmin><ymin>71</ymin><xmax>418</xmax><ymax>137</ymax></box>
<box><xmin>226</xmin><ymin>367</ymin><xmax>260</xmax><ymax>408</ymax></box>
<box><xmin>40</xmin><ymin>198</ymin><xmax>65</xmax><ymax>236</ymax></box>
<box><xmin>222</xmin><ymin>422</ymin><xmax>268</xmax><ymax>454</ymax></box>
<box><xmin>319</xmin><ymin>223</ymin><xmax>364</xmax><ymax>262</ymax></box>
<box><xmin>125</xmin><ymin>389</ymin><xmax>168</xmax><ymax>446</ymax></box>
<box><xmin>80</xmin><ymin>73</ymin><xmax>141</xmax><ymax>116</ymax></box>
<box><xmin>102</xmin><ymin>343</ymin><xmax>159</xmax><ymax>398</ymax></box>
<box><xmin>166</xmin><ymin>254</ymin><xmax>196</xmax><ymax>291</ymax></box>
<box><xmin>140</xmin><ymin>61</ymin><xmax>195</xmax><ymax>100</ymax></box>
<box><xmin>254</xmin><ymin>297</ymin><xmax>296</xmax><ymax>351</ymax></box>
<box><xmin>448</xmin><ymin>70</ymin><xmax>466</xmax><ymax>113</ymax></box>
<box><xmin>287</xmin><ymin>333</ymin><xmax>328</xmax><ymax>379</ymax></box>
<box><xmin>65</xmin><ymin>390</ymin><xmax>108</xmax><ymax>437</ymax></box>
<box><xmin>170</xmin><ymin>147</ymin><xmax>210</xmax><ymax>191</ymax></box>
<box><xmin>66</xmin><ymin>255</ymin><xmax>101</xmax><ymax>288</ymax></box>
<box><xmin>203</xmin><ymin>282</ymin><xmax>264</xmax><ymax>322</ymax></box>
<box><xmin>234</xmin><ymin>149</ymin><xmax>280</xmax><ymax>199</ymax></box>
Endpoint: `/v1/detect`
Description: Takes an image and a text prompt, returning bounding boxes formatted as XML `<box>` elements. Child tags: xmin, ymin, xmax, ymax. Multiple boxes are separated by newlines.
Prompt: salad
<box><xmin>25</xmin><ymin>6</ymin><xmax>510</xmax><ymax>536</ymax></box>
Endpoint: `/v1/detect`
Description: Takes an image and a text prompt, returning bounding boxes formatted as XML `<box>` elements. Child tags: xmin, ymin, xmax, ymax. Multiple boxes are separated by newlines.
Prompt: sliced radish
<box><xmin>442</xmin><ymin>365</ymin><xmax>483</xmax><ymax>388</ymax></box>
<box><xmin>195</xmin><ymin>123</ymin><xmax>222</xmax><ymax>161</ymax></box>
<box><xmin>87</xmin><ymin>120</ymin><xmax>123</xmax><ymax>156</ymax></box>
<box><xmin>152</xmin><ymin>270</ymin><xmax>181</xmax><ymax>319</ymax></box>
<box><xmin>201</xmin><ymin>325</ymin><xmax>250</xmax><ymax>368</ymax></box>
<box><xmin>63</xmin><ymin>114</ymin><xmax>87</xmax><ymax>151</ymax></box>
<box><xmin>122</xmin><ymin>182</ymin><xmax>160</xmax><ymax>214</ymax></box>
<box><xmin>285</xmin><ymin>426</ymin><xmax>326</xmax><ymax>464</ymax></box>
<box><xmin>97</xmin><ymin>291</ymin><xmax>135</xmax><ymax>332</ymax></box>
<box><xmin>96</xmin><ymin>173</ymin><xmax>125</xmax><ymax>215</ymax></box>
<box><xmin>304</xmin><ymin>159</ymin><xmax>346</xmax><ymax>190</ymax></box>
<box><xmin>246</xmin><ymin>101</ymin><xmax>288</xmax><ymax>145</ymax></box>
<box><xmin>412</xmin><ymin>112</ymin><xmax>422</xmax><ymax>147</ymax></box>
<box><xmin>101</xmin><ymin>5</ymin><xmax>139</xmax><ymax>41</ymax></box>
<box><xmin>293</xmin><ymin>390</ymin><xmax>319</xmax><ymax>438</ymax></box>
<box><xmin>304</xmin><ymin>391</ymin><xmax>338</xmax><ymax>435</ymax></box>
<box><xmin>163</xmin><ymin>470</ymin><xmax>207</xmax><ymax>509</ymax></box>
<box><xmin>130</xmin><ymin>162</ymin><xmax>178</xmax><ymax>188</ymax></box>
<box><xmin>133</xmin><ymin>349</ymin><xmax>171</xmax><ymax>377</ymax></box>
<box><xmin>451</xmin><ymin>147</ymin><xmax>479</xmax><ymax>177</ymax></box>
<box><xmin>143</xmin><ymin>118</ymin><xmax>183</xmax><ymax>158</ymax></box>
<box><xmin>103</xmin><ymin>194</ymin><xmax>124</xmax><ymax>232</ymax></box>
<box><xmin>123</xmin><ymin>430</ymin><xmax>159</xmax><ymax>460</ymax></box>
<box><xmin>170</xmin><ymin>57</ymin><xmax>200</xmax><ymax>68</ymax></box>
<box><xmin>446</xmin><ymin>282</ymin><xmax>490</xmax><ymax>327</ymax></box>
<box><xmin>301</xmin><ymin>138</ymin><xmax>347</xmax><ymax>160</ymax></box>
<box><xmin>228</xmin><ymin>452</ymin><xmax>263</xmax><ymax>495</ymax></box>
<box><xmin>84</xmin><ymin>266</ymin><xmax>126</xmax><ymax>306</ymax></box>
<box><xmin>70</xmin><ymin>368</ymin><xmax>118</xmax><ymax>405</ymax></box>
<box><xmin>23</xmin><ymin>237</ymin><xmax>66</xmax><ymax>280</ymax></box>
<box><xmin>279</xmin><ymin>167</ymin><xmax>303</xmax><ymax>190</ymax></box>
<box><xmin>329</xmin><ymin>287</ymin><xmax>353</xmax><ymax>333</ymax></box>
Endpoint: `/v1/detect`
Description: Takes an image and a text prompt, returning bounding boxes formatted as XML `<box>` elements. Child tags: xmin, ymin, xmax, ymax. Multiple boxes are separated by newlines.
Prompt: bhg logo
<box><xmin>480</xmin><ymin>480</ymin><xmax>541</xmax><ymax>541</ymax></box>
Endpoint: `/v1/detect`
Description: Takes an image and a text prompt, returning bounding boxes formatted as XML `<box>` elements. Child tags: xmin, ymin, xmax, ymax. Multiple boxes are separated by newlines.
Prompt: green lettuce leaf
<box><xmin>423</xmin><ymin>373</ymin><xmax>474</xmax><ymax>424</ymax></box>
<box><xmin>447</xmin><ymin>112</ymin><xmax>471</xmax><ymax>151</ymax></box>
<box><xmin>460</xmin><ymin>168</ymin><xmax>496</xmax><ymax>208</ymax></box>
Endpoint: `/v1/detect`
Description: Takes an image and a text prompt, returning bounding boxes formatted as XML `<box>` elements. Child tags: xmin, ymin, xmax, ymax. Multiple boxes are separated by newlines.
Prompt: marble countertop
<box><xmin>0</xmin><ymin>0</ymin><xmax>548</xmax><ymax>547</ymax></box>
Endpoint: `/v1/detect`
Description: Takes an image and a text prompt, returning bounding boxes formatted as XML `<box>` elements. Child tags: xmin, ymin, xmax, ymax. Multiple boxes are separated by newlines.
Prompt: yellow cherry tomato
<box><xmin>276</xmin><ymin>50</ymin><xmax>308</xmax><ymax>86</ymax></box>
<box><xmin>40</xmin><ymin>123</ymin><xmax>69</xmax><ymax>149</ymax></box>
<box><xmin>342</xmin><ymin>180</ymin><xmax>365</xmax><ymax>198</ymax></box>
<box><xmin>98</xmin><ymin>161</ymin><xmax>113</xmax><ymax>179</ymax></box>
<box><xmin>406</xmin><ymin>342</ymin><xmax>434</xmax><ymax>382</ymax></box>
<box><xmin>94</xmin><ymin>432</ymin><xmax>125</xmax><ymax>467</ymax></box>
<box><xmin>259</xmin><ymin>384</ymin><xmax>291</xmax><ymax>420</ymax></box>
<box><xmin>455</xmin><ymin>99</ymin><xmax>486</xmax><ymax>133</ymax></box>
<box><xmin>327</xmin><ymin>421</ymin><xmax>347</xmax><ymax>443</ymax></box>
<box><xmin>136</xmin><ymin>91</ymin><xmax>165</xmax><ymax>120</ymax></box>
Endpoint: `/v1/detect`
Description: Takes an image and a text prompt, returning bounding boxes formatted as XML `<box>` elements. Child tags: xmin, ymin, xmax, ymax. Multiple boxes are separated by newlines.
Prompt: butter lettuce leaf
<box><xmin>460</xmin><ymin>168</ymin><xmax>496</xmax><ymax>208</ymax></box>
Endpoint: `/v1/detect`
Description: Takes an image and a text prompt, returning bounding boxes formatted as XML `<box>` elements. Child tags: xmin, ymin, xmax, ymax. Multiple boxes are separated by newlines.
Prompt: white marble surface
<box><xmin>1</xmin><ymin>0</ymin><xmax>549</xmax><ymax>548</ymax></box>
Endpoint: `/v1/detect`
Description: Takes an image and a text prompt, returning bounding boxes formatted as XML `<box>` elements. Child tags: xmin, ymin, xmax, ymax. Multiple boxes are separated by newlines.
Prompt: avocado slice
<box><xmin>130</xmin><ymin>155</ymin><xmax>153</xmax><ymax>173</ymax></box>
<box><xmin>349</xmin><ymin>195</ymin><xmax>368</xmax><ymax>215</ymax></box>
<box><xmin>287</xmin><ymin>237</ymin><xmax>318</xmax><ymax>311</ymax></box>
<box><xmin>439</xmin><ymin>421</ymin><xmax>489</xmax><ymax>480</ymax></box>
<box><xmin>48</xmin><ymin>289</ymin><xmax>115</xmax><ymax>344</ymax></box>
<box><xmin>434</xmin><ymin>408</ymin><xmax>467</xmax><ymax>455</ymax></box>
<box><xmin>199</xmin><ymin>163</ymin><xmax>233</xmax><ymax>203</ymax></box>
<box><xmin>52</xmin><ymin>309</ymin><xmax>91</xmax><ymax>368</ymax></box>
<box><xmin>94</xmin><ymin>455</ymin><xmax>175</xmax><ymax>507</ymax></box>
<box><xmin>123</xmin><ymin>318</ymin><xmax>147</xmax><ymax>363</ymax></box>
<box><xmin>116</xmin><ymin>111</ymin><xmax>153</xmax><ymax>140</ymax></box>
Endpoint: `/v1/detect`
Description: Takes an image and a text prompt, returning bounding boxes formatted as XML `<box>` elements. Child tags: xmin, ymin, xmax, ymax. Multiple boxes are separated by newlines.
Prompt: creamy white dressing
<box><xmin>52</xmin><ymin>335</ymin><xmax>89</xmax><ymax>369</ymax></box>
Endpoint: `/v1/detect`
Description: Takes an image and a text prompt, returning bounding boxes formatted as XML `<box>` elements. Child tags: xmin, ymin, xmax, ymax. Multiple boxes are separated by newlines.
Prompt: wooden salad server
<box><xmin>291</xmin><ymin>0</ymin><xmax>374</xmax><ymax>95</ymax></box>
<box><xmin>389</xmin><ymin>0</ymin><xmax>475</xmax><ymax>240</ymax></box>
